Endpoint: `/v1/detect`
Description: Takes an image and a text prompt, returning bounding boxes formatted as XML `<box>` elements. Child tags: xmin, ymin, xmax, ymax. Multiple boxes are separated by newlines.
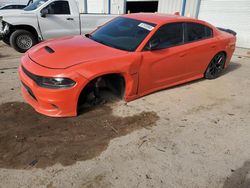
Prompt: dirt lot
<box><xmin>0</xmin><ymin>41</ymin><xmax>250</xmax><ymax>188</ymax></box>
<box><xmin>0</xmin><ymin>102</ymin><xmax>158</xmax><ymax>169</ymax></box>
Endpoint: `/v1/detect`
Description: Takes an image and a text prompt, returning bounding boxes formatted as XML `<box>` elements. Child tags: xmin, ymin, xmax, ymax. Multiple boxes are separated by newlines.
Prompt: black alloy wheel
<box><xmin>205</xmin><ymin>52</ymin><xmax>226</xmax><ymax>79</ymax></box>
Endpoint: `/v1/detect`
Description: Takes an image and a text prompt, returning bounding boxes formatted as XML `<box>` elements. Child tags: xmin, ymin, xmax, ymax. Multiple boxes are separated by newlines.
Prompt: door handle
<box><xmin>66</xmin><ymin>18</ymin><xmax>74</xmax><ymax>21</ymax></box>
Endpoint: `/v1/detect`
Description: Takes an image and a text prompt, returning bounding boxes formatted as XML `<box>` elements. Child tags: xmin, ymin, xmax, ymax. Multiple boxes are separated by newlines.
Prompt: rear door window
<box><xmin>17</xmin><ymin>5</ymin><xmax>26</xmax><ymax>9</ymax></box>
<box><xmin>4</xmin><ymin>5</ymin><xmax>15</xmax><ymax>9</ymax></box>
<box><xmin>185</xmin><ymin>22</ymin><xmax>213</xmax><ymax>42</ymax></box>
<box><xmin>145</xmin><ymin>22</ymin><xmax>184</xmax><ymax>50</ymax></box>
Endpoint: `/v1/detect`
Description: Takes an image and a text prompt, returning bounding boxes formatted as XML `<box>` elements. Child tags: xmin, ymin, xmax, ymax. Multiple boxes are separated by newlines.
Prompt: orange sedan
<box><xmin>19</xmin><ymin>13</ymin><xmax>236</xmax><ymax>117</ymax></box>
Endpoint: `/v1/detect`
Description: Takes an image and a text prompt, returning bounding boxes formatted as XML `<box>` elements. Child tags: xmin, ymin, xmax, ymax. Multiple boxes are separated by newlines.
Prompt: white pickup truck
<box><xmin>0</xmin><ymin>0</ymin><xmax>117</xmax><ymax>52</ymax></box>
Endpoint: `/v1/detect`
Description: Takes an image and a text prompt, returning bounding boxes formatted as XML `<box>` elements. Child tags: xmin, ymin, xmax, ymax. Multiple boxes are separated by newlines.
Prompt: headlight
<box><xmin>3</xmin><ymin>23</ymin><xmax>9</xmax><ymax>32</ymax></box>
<box><xmin>37</xmin><ymin>77</ymin><xmax>76</xmax><ymax>89</ymax></box>
<box><xmin>21</xmin><ymin>65</ymin><xmax>75</xmax><ymax>89</ymax></box>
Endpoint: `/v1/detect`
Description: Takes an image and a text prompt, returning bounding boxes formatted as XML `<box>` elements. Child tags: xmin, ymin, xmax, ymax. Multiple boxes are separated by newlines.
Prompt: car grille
<box><xmin>22</xmin><ymin>81</ymin><xmax>37</xmax><ymax>101</ymax></box>
<box><xmin>21</xmin><ymin>66</ymin><xmax>40</xmax><ymax>100</ymax></box>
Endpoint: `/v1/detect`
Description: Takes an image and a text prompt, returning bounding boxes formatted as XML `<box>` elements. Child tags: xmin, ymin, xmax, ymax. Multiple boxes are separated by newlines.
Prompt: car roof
<box><xmin>122</xmin><ymin>13</ymin><xmax>198</xmax><ymax>25</ymax></box>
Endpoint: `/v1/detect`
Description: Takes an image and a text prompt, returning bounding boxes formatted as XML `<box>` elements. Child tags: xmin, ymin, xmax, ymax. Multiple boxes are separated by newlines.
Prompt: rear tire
<box><xmin>10</xmin><ymin>30</ymin><xmax>37</xmax><ymax>53</ymax></box>
<box><xmin>205</xmin><ymin>52</ymin><xmax>226</xmax><ymax>79</ymax></box>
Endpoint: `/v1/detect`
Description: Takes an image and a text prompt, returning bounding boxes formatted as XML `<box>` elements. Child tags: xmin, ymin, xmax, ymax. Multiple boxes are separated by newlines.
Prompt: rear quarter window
<box><xmin>186</xmin><ymin>22</ymin><xmax>213</xmax><ymax>43</ymax></box>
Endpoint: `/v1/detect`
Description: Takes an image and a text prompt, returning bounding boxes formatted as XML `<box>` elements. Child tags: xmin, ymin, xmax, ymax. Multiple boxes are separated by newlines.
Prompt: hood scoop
<box><xmin>44</xmin><ymin>46</ymin><xmax>55</xmax><ymax>54</ymax></box>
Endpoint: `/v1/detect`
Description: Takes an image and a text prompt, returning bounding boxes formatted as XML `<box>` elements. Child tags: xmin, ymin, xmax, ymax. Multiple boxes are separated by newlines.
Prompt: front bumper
<box><xmin>19</xmin><ymin>55</ymin><xmax>87</xmax><ymax>117</ymax></box>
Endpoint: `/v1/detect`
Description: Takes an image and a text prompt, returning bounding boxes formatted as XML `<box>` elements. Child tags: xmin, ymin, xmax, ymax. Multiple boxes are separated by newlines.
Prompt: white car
<box><xmin>0</xmin><ymin>4</ymin><xmax>26</xmax><ymax>10</ymax></box>
<box><xmin>0</xmin><ymin>4</ymin><xmax>27</xmax><ymax>16</ymax></box>
<box><xmin>0</xmin><ymin>3</ymin><xmax>27</xmax><ymax>34</ymax></box>
<box><xmin>0</xmin><ymin>0</ymin><xmax>117</xmax><ymax>53</ymax></box>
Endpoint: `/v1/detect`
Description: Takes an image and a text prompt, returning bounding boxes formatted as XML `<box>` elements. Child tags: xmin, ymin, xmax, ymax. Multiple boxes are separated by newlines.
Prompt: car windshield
<box><xmin>88</xmin><ymin>17</ymin><xmax>156</xmax><ymax>51</ymax></box>
<box><xmin>24</xmin><ymin>0</ymin><xmax>49</xmax><ymax>11</ymax></box>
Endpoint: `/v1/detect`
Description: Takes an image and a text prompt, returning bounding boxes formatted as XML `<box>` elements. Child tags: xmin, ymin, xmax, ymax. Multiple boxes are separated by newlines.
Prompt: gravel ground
<box><xmin>0</xmin><ymin>41</ymin><xmax>250</xmax><ymax>188</ymax></box>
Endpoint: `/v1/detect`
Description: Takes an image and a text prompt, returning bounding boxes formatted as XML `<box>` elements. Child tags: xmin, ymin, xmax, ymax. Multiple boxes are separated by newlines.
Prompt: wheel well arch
<box><xmin>9</xmin><ymin>25</ymin><xmax>39</xmax><ymax>41</ymax></box>
<box><xmin>77</xmin><ymin>73</ymin><xmax>126</xmax><ymax>108</ymax></box>
<box><xmin>218</xmin><ymin>50</ymin><xmax>227</xmax><ymax>68</ymax></box>
<box><xmin>221</xmin><ymin>50</ymin><xmax>227</xmax><ymax>59</ymax></box>
<box><xmin>210</xmin><ymin>50</ymin><xmax>227</xmax><ymax>64</ymax></box>
<box><xmin>204</xmin><ymin>50</ymin><xmax>228</xmax><ymax>76</ymax></box>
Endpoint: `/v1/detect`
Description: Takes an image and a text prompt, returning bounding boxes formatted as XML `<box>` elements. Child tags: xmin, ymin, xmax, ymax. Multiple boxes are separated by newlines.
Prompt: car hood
<box><xmin>0</xmin><ymin>9</ymin><xmax>25</xmax><ymax>16</ymax></box>
<box><xmin>28</xmin><ymin>36</ymin><xmax>128</xmax><ymax>69</ymax></box>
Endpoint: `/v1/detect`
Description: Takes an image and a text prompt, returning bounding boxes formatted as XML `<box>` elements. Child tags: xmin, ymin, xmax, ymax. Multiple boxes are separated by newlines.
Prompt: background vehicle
<box><xmin>0</xmin><ymin>0</ymin><xmax>117</xmax><ymax>53</ymax></box>
<box><xmin>0</xmin><ymin>4</ymin><xmax>26</xmax><ymax>10</ymax></box>
<box><xmin>19</xmin><ymin>13</ymin><xmax>236</xmax><ymax>117</ymax></box>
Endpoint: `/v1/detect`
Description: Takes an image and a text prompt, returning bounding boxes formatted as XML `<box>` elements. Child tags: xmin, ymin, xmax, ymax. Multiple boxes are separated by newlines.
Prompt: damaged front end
<box><xmin>0</xmin><ymin>17</ymin><xmax>10</xmax><ymax>40</ymax></box>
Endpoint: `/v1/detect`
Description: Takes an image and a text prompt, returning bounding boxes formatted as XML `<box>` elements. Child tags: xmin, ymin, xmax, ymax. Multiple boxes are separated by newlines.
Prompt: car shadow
<box><xmin>223</xmin><ymin>160</ymin><xmax>250</xmax><ymax>188</ymax></box>
<box><xmin>221</xmin><ymin>61</ymin><xmax>242</xmax><ymax>76</ymax></box>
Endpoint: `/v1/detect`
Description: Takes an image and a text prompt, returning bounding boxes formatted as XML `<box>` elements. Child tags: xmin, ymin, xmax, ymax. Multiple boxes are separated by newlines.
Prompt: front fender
<box><xmin>2</xmin><ymin>13</ymin><xmax>42</xmax><ymax>39</ymax></box>
<box><xmin>74</xmin><ymin>53</ymin><xmax>142</xmax><ymax>100</ymax></box>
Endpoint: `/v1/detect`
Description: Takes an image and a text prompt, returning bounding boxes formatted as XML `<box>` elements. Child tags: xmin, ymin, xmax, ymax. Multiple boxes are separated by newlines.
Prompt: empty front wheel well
<box><xmin>77</xmin><ymin>74</ymin><xmax>126</xmax><ymax>109</ymax></box>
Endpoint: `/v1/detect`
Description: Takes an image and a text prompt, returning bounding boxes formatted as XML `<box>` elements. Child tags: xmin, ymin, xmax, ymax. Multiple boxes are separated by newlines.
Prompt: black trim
<box><xmin>22</xmin><ymin>65</ymin><xmax>76</xmax><ymax>89</ymax></box>
<box><xmin>217</xmin><ymin>27</ymin><xmax>237</xmax><ymax>36</ymax></box>
<box><xmin>44</xmin><ymin>46</ymin><xmax>55</xmax><ymax>53</ymax></box>
<box><xmin>22</xmin><ymin>81</ymin><xmax>37</xmax><ymax>100</ymax></box>
<box><xmin>22</xmin><ymin>65</ymin><xmax>40</xmax><ymax>84</ymax></box>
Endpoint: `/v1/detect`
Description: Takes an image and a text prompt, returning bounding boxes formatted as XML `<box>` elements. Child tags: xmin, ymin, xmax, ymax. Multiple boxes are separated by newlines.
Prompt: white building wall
<box><xmin>158</xmin><ymin>0</ymin><xmax>182</xmax><ymax>15</ymax></box>
<box><xmin>78</xmin><ymin>0</ymin><xmax>124</xmax><ymax>14</ymax></box>
<box><xmin>199</xmin><ymin>0</ymin><xmax>250</xmax><ymax>48</ymax></box>
<box><xmin>184</xmin><ymin>0</ymin><xmax>199</xmax><ymax>18</ymax></box>
<box><xmin>87</xmin><ymin>0</ymin><xmax>105</xmax><ymax>13</ymax></box>
<box><xmin>158</xmin><ymin>0</ymin><xmax>199</xmax><ymax>18</ymax></box>
<box><xmin>111</xmin><ymin>0</ymin><xmax>124</xmax><ymax>14</ymax></box>
<box><xmin>78</xmin><ymin>0</ymin><xmax>85</xmax><ymax>13</ymax></box>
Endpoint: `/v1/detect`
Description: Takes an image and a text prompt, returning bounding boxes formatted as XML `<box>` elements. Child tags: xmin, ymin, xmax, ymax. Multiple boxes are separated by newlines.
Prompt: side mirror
<box><xmin>40</xmin><ymin>8</ymin><xmax>48</xmax><ymax>18</ymax></box>
<box><xmin>85</xmin><ymin>33</ymin><xmax>91</xmax><ymax>38</ymax></box>
<box><xmin>148</xmin><ymin>38</ymin><xmax>160</xmax><ymax>50</ymax></box>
